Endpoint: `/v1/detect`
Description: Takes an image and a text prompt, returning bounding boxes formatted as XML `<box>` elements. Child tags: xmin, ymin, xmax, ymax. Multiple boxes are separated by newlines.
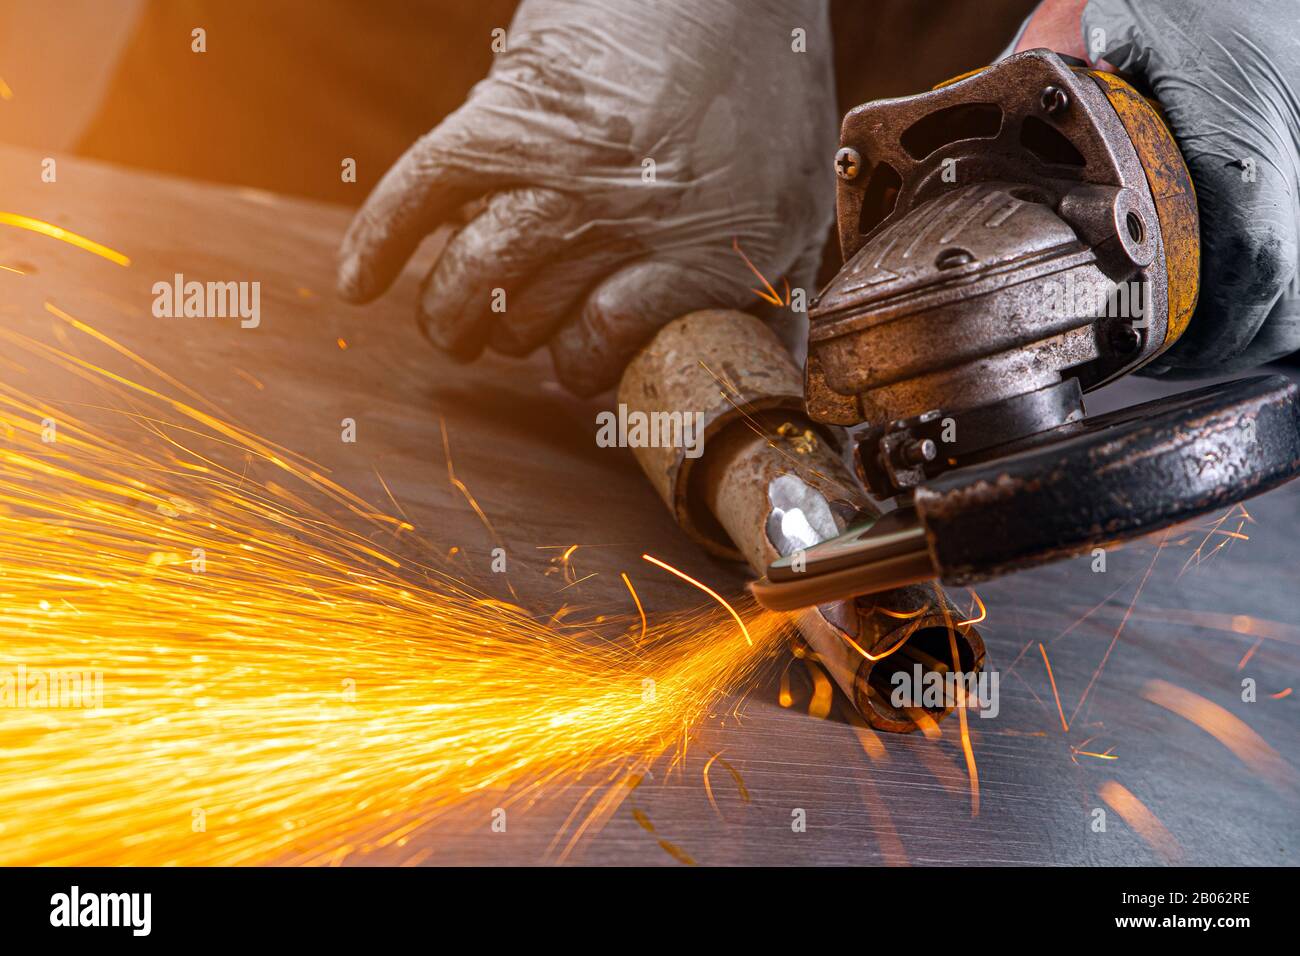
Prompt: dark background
<box><xmin>66</xmin><ymin>0</ymin><xmax>1037</xmax><ymax>204</ymax></box>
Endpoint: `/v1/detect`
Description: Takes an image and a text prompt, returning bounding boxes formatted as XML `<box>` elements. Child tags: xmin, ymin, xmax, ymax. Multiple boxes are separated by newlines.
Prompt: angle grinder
<box><xmin>752</xmin><ymin>49</ymin><xmax>1300</xmax><ymax>611</ymax></box>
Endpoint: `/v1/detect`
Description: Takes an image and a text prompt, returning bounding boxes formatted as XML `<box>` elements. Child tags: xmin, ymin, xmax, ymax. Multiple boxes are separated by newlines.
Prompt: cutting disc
<box><xmin>752</xmin><ymin>375</ymin><xmax>1300</xmax><ymax>611</ymax></box>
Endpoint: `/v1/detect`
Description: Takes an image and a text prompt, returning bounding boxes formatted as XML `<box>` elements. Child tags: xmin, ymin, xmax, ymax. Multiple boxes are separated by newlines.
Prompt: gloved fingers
<box><xmin>1155</xmin><ymin>160</ymin><xmax>1299</xmax><ymax>371</ymax></box>
<box><xmin>1078</xmin><ymin>0</ymin><xmax>1148</xmax><ymax>73</ymax></box>
<box><xmin>1083</xmin><ymin>0</ymin><xmax>1300</xmax><ymax>372</ymax></box>
<box><xmin>1155</xmin><ymin>293</ymin><xmax>1300</xmax><ymax>378</ymax></box>
<box><xmin>338</xmin><ymin>97</ymin><xmax>520</xmax><ymax>305</ymax></box>
<box><xmin>416</xmin><ymin>187</ymin><xmax>584</xmax><ymax>361</ymax></box>
<box><xmin>489</xmin><ymin>243</ymin><xmax>635</xmax><ymax>357</ymax></box>
<box><xmin>1227</xmin><ymin>293</ymin><xmax>1300</xmax><ymax>370</ymax></box>
<box><xmin>761</xmin><ymin>233</ymin><xmax>828</xmax><ymax>365</ymax></box>
<box><xmin>549</xmin><ymin>259</ymin><xmax>730</xmax><ymax>396</ymax></box>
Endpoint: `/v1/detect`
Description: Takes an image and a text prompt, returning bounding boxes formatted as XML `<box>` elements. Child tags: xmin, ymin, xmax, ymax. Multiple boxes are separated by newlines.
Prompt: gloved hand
<box><xmin>1082</xmin><ymin>0</ymin><xmax>1300</xmax><ymax>376</ymax></box>
<box><xmin>337</xmin><ymin>0</ymin><xmax>837</xmax><ymax>395</ymax></box>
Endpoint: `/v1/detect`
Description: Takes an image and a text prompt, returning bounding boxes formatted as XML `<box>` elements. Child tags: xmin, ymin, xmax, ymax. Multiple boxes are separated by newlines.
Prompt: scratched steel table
<box><xmin>1</xmin><ymin>145</ymin><xmax>1295</xmax><ymax>866</ymax></box>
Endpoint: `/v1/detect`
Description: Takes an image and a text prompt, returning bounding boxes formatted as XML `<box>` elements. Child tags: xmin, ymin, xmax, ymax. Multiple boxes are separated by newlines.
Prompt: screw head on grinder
<box><xmin>834</xmin><ymin>146</ymin><xmax>861</xmax><ymax>181</ymax></box>
<box><xmin>1040</xmin><ymin>84</ymin><xmax>1069</xmax><ymax>115</ymax></box>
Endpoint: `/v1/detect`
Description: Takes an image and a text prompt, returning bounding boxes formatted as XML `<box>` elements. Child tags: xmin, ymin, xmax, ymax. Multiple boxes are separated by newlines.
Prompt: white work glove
<box><xmin>1083</xmin><ymin>0</ymin><xmax>1300</xmax><ymax>375</ymax></box>
<box><xmin>337</xmin><ymin>0</ymin><xmax>837</xmax><ymax>395</ymax></box>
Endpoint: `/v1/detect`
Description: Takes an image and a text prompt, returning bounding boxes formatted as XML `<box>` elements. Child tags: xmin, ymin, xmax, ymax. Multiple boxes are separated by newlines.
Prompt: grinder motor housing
<box><xmin>808</xmin><ymin>49</ymin><xmax>1198</xmax><ymax>464</ymax></box>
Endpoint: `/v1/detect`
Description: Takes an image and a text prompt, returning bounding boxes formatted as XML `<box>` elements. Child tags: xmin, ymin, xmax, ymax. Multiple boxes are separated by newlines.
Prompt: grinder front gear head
<box><xmin>752</xmin><ymin>49</ymin><xmax>1300</xmax><ymax>611</ymax></box>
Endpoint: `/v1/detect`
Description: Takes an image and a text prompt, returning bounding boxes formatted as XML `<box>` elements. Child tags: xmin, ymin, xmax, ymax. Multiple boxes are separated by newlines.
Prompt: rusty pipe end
<box><xmin>849</xmin><ymin>607</ymin><xmax>987</xmax><ymax>734</ymax></box>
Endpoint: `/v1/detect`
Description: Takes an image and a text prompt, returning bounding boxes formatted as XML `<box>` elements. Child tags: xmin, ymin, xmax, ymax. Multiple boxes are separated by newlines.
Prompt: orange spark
<box><xmin>1078</xmin><ymin>604</ymin><xmax>1300</xmax><ymax>651</ymax></box>
<box><xmin>0</xmin><ymin>212</ymin><xmax>130</xmax><ymax>266</ymax></box>
<box><xmin>232</xmin><ymin>367</ymin><xmax>265</xmax><ymax>391</ymax></box>
<box><xmin>702</xmin><ymin>753</ymin><xmax>724</xmax><ymax>814</ymax></box>
<box><xmin>0</xmin><ymin>314</ymin><xmax>790</xmax><ymax>865</ymax></box>
<box><xmin>857</xmin><ymin>774</ymin><xmax>908</xmax><ymax>866</ymax></box>
<box><xmin>874</xmin><ymin>601</ymin><xmax>932</xmax><ymax>620</ymax></box>
<box><xmin>337</xmin><ymin>337</ymin><xmax>348</xmax><ymax>350</ymax></box>
<box><xmin>846</xmin><ymin>710</ymin><xmax>889</xmax><ymax>763</ymax></box>
<box><xmin>621</xmin><ymin>572</ymin><xmax>647</xmax><ymax>645</ymax></box>
<box><xmin>909</xmin><ymin>708</ymin><xmax>943</xmax><ymax>740</ymax></box>
<box><xmin>439</xmin><ymin>416</ymin><xmax>501</xmax><ymax>545</ymax></box>
<box><xmin>1178</xmin><ymin>503</ymin><xmax>1252</xmax><ymax>576</ymax></box>
<box><xmin>1237</xmin><ymin>638</ymin><xmax>1264</xmax><ymax>670</ymax></box>
<box><xmin>1270</xmin><ymin>688</ymin><xmax>1293</xmax><ymax>700</ymax></box>
<box><xmin>804</xmin><ymin>660</ymin><xmax>833</xmax><ymax>719</ymax></box>
<box><xmin>958</xmin><ymin>589</ymin><xmax>986</xmax><ymax>626</ymax></box>
<box><xmin>559</xmin><ymin>544</ymin><xmax>579</xmax><ymax>583</ymax></box>
<box><xmin>1141</xmin><ymin>679</ymin><xmax>1297</xmax><ymax>788</ymax></box>
<box><xmin>731</xmin><ymin>237</ymin><xmax>789</xmax><ymax>307</ymax></box>
<box><xmin>0</xmin><ymin>77</ymin><xmax>12</xmax><ymax>100</ymax></box>
<box><xmin>1072</xmin><ymin>748</ymin><xmax>1118</xmax><ymax>762</ymax></box>
<box><xmin>1070</xmin><ymin>528</ymin><xmax>1168</xmax><ymax>725</ymax></box>
<box><xmin>1098</xmin><ymin>781</ymin><xmax>1181</xmax><ymax>863</ymax></box>
<box><xmin>939</xmin><ymin>589</ymin><xmax>978</xmax><ymax>817</ymax></box>
<box><xmin>838</xmin><ymin>621</ymin><xmax>912</xmax><ymax>663</ymax></box>
<box><xmin>642</xmin><ymin>553</ymin><xmax>753</xmax><ymax>646</ymax></box>
<box><xmin>1039</xmin><ymin>642</ymin><xmax>1069</xmax><ymax>732</ymax></box>
<box><xmin>702</xmin><ymin>752</ymin><xmax>750</xmax><ymax>817</ymax></box>
<box><xmin>1070</xmin><ymin>737</ymin><xmax>1117</xmax><ymax>763</ymax></box>
<box><xmin>556</xmin><ymin>571</ymin><xmax>597</xmax><ymax>591</ymax></box>
<box><xmin>838</xmin><ymin>599</ymin><xmax>948</xmax><ymax>663</ymax></box>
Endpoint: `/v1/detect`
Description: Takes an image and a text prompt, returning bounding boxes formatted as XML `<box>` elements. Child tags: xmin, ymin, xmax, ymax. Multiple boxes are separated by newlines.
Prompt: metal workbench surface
<box><xmin>1</xmin><ymin>145</ymin><xmax>1295</xmax><ymax>866</ymax></box>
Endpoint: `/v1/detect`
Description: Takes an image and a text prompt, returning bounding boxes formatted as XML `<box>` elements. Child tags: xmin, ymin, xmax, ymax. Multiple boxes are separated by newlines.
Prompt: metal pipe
<box><xmin>619</xmin><ymin>310</ymin><xmax>985</xmax><ymax>732</ymax></box>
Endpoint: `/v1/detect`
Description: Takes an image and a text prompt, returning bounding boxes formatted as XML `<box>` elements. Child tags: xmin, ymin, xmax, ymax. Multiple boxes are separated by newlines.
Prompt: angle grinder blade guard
<box><xmin>753</xmin><ymin>375</ymin><xmax>1300</xmax><ymax>610</ymax></box>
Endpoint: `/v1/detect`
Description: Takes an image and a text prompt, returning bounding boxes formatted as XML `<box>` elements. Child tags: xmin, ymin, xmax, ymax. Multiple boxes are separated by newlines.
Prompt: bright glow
<box><xmin>1097</xmin><ymin>780</ymin><xmax>1181</xmax><ymax>863</ymax></box>
<box><xmin>0</xmin><ymin>212</ymin><xmax>131</xmax><ymax>267</ymax></box>
<box><xmin>0</xmin><ymin>313</ymin><xmax>788</xmax><ymax>865</ymax></box>
<box><xmin>642</xmin><ymin>553</ymin><xmax>753</xmax><ymax>647</ymax></box>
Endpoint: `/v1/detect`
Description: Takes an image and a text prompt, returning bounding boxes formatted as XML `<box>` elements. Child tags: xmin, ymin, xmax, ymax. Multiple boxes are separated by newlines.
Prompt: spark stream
<box><xmin>0</xmin><ymin>314</ymin><xmax>787</xmax><ymax>865</ymax></box>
